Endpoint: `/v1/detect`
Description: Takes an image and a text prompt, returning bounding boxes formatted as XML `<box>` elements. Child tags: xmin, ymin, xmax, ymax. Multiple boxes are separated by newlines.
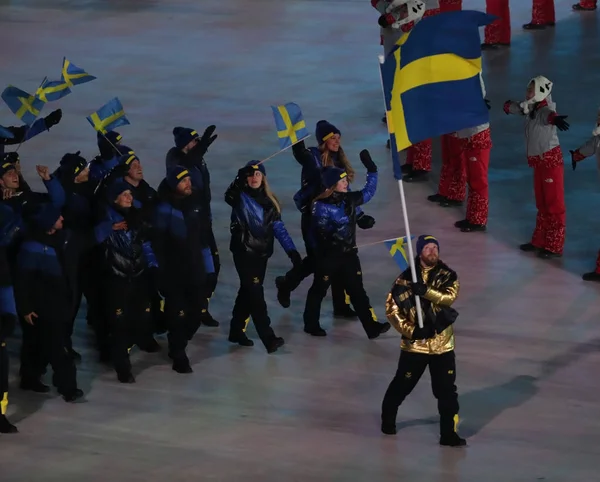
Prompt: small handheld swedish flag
<box><xmin>35</xmin><ymin>77</ymin><xmax>71</xmax><ymax>103</ymax></box>
<box><xmin>1</xmin><ymin>86</ymin><xmax>45</xmax><ymax>125</ymax></box>
<box><xmin>86</xmin><ymin>97</ymin><xmax>130</xmax><ymax>134</ymax></box>
<box><xmin>61</xmin><ymin>58</ymin><xmax>96</xmax><ymax>87</ymax></box>
<box><xmin>271</xmin><ymin>102</ymin><xmax>309</xmax><ymax>150</ymax></box>
<box><xmin>384</xmin><ymin>236</ymin><xmax>415</xmax><ymax>272</ymax></box>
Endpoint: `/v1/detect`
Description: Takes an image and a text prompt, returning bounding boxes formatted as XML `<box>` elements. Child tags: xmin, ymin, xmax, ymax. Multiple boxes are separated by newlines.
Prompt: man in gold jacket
<box><xmin>381</xmin><ymin>235</ymin><xmax>466</xmax><ymax>447</ymax></box>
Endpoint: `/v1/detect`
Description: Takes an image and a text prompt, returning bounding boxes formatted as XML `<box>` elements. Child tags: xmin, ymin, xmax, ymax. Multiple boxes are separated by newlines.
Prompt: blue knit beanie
<box><xmin>321</xmin><ymin>166</ymin><xmax>347</xmax><ymax>189</ymax></box>
<box><xmin>0</xmin><ymin>158</ymin><xmax>17</xmax><ymax>177</ymax></box>
<box><xmin>416</xmin><ymin>235</ymin><xmax>439</xmax><ymax>255</ymax></box>
<box><xmin>167</xmin><ymin>165</ymin><xmax>191</xmax><ymax>189</ymax></box>
<box><xmin>246</xmin><ymin>160</ymin><xmax>266</xmax><ymax>176</ymax></box>
<box><xmin>33</xmin><ymin>204</ymin><xmax>63</xmax><ymax>232</ymax></box>
<box><xmin>315</xmin><ymin>120</ymin><xmax>341</xmax><ymax>145</ymax></box>
<box><xmin>173</xmin><ymin>127</ymin><xmax>199</xmax><ymax>150</ymax></box>
<box><xmin>106</xmin><ymin>179</ymin><xmax>132</xmax><ymax>203</ymax></box>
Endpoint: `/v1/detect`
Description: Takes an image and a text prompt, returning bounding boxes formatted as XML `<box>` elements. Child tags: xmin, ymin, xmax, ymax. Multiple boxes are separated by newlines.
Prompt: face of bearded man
<box><xmin>420</xmin><ymin>243</ymin><xmax>439</xmax><ymax>267</ymax></box>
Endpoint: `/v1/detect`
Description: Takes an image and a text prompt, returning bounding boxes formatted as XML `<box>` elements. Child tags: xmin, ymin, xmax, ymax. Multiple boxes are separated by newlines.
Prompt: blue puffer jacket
<box><xmin>291</xmin><ymin>141</ymin><xmax>364</xmax><ymax>218</ymax></box>
<box><xmin>95</xmin><ymin>206</ymin><xmax>157</xmax><ymax>279</ymax></box>
<box><xmin>311</xmin><ymin>171</ymin><xmax>377</xmax><ymax>255</ymax></box>
<box><xmin>225</xmin><ymin>180</ymin><xmax>296</xmax><ymax>258</ymax></box>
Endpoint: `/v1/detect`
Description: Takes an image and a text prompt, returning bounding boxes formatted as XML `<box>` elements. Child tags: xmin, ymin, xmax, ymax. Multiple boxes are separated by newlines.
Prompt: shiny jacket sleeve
<box><xmin>347</xmin><ymin>171</ymin><xmax>377</xmax><ymax>207</ymax></box>
<box><xmin>273</xmin><ymin>218</ymin><xmax>297</xmax><ymax>254</ymax></box>
<box><xmin>0</xmin><ymin>118</ymin><xmax>48</xmax><ymax>146</ymax></box>
<box><xmin>422</xmin><ymin>276</ymin><xmax>459</xmax><ymax>307</ymax></box>
<box><xmin>43</xmin><ymin>176</ymin><xmax>66</xmax><ymax>208</ymax></box>
<box><xmin>385</xmin><ymin>280</ymin><xmax>417</xmax><ymax>338</ymax></box>
<box><xmin>573</xmin><ymin>136</ymin><xmax>600</xmax><ymax>160</ymax></box>
<box><xmin>142</xmin><ymin>240</ymin><xmax>159</xmax><ymax>269</ymax></box>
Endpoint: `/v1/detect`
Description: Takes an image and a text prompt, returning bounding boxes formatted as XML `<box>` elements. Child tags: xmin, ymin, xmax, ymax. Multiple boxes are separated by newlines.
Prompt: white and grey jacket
<box><xmin>505</xmin><ymin>95</ymin><xmax>560</xmax><ymax>158</ymax></box>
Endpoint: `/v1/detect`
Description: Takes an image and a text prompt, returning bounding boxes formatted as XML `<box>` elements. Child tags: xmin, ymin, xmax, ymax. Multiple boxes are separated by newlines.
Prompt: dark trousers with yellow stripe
<box><xmin>104</xmin><ymin>275</ymin><xmax>152</xmax><ymax>377</ymax></box>
<box><xmin>1</xmin><ymin>337</ymin><xmax>9</xmax><ymax>417</ymax></box>
<box><xmin>381</xmin><ymin>350</ymin><xmax>460</xmax><ymax>436</ymax></box>
<box><xmin>303</xmin><ymin>252</ymin><xmax>377</xmax><ymax>335</ymax></box>
<box><xmin>230</xmin><ymin>253</ymin><xmax>276</xmax><ymax>347</ymax></box>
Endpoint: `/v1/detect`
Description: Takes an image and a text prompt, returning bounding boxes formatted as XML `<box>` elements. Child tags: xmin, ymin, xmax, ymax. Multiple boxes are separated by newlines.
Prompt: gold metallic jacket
<box><xmin>385</xmin><ymin>259</ymin><xmax>459</xmax><ymax>355</ymax></box>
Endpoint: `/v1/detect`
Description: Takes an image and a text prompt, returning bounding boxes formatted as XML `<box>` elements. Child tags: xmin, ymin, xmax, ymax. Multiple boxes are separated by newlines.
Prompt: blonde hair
<box><xmin>262</xmin><ymin>176</ymin><xmax>281</xmax><ymax>213</ymax></box>
<box><xmin>319</xmin><ymin>145</ymin><xmax>355</xmax><ymax>183</ymax></box>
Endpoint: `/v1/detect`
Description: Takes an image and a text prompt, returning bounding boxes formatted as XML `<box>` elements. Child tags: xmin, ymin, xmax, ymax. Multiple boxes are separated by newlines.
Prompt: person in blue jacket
<box><xmin>153</xmin><ymin>166</ymin><xmax>216</xmax><ymax>373</ymax></box>
<box><xmin>165</xmin><ymin>126</ymin><xmax>220</xmax><ymax>326</ymax></box>
<box><xmin>0</xmin><ymin>109</ymin><xmax>63</xmax><ymax>157</ymax></box>
<box><xmin>304</xmin><ymin>150</ymin><xmax>391</xmax><ymax>338</ymax></box>
<box><xmin>225</xmin><ymin>161</ymin><xmax>301</xmax><ymax>353</ymax></box>
<box><xmin>15</xmin><ymin>204</ymin><xmax>83</xmax><ymax>402</ymax></box>
<box><xmin>276</xmin><ymin>120</ymin><xmax>376</xmax><ymax>318</ymax></box>
<box><xmin>94</xmin><ymin>180</ymin><xmax>159</xmax><ymax>383</ymax></box>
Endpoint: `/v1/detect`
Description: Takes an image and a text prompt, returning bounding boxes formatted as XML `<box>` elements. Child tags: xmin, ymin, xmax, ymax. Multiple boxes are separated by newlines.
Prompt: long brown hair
<box><xmin>319</xmin><ymin>145</ymin><xmax>355</xmax><ymax>183</ymax></box>
<box><xmin>313</xmin><ymin>187</ymin><xmax>334</xmax><ymax>202</ymax></box>
<box><xmin>262</xmin><ymin>176</ymin><xmax>281</xmax><ymax>213</ymax></box>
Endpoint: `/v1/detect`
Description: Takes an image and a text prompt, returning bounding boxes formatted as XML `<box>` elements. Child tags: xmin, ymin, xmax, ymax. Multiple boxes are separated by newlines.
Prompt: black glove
<box><xmin>378</xmin><ymin>14</ymin><xmax>392</xmax><ymax>28</ymax></box>
<box><xmin>551</xmin><ymin>115</ymin><xmax>570</xmax><ymax>132</ymax></box>
<box><xmin>410</xmin><ymin>281</ymin><xmax>428</xmax><ymax>296</ymax></box>
<box><xmin>356</xmin><ymin>213</ymin><xmax>375</xmax><ymax>230</ymax></box>
<box><xmin>484</xmin><ymin>98</ymin><xmax>491</xmax><ymax>110</ymax></box>
<box><xmin>44</xmin><ymin>109</ymin><xmax>62</xmax><ymax>129</ymax></box>
<box><xmin>570</xmin><ymin>150</ymin><xmax>577</xmax><ymax>171</ymax></box>
<box><xmin>197</xmin><ymin>125</ymin><xmax>218</xmax><ymax>152</ymax></box>
<box><xmin>359</xmin><ymin>149</ymin><xmax>377</xmax><ymax>173</ymax></box>
<box><xmin>434</xmin><ymin>306</ymin><xmax>458</xmax><ymax>334</ymax></box>
<box><xmin>288</xmin><ymin>250</ymin><xmax>302</xmax><ymax>268</ymax></box>
<box><xmin>412</xmin><ymin>322</ymin><xmax>435</xmax><ymax>340</ymax></box>
<box><xmin>0</xmin><ymin>313</ymin><xmax>17</xmax><ymax>339</ymax></box>
<box><xmin>235</xmin><ymin>165</ymin><xmax>256</xmax><ymax>186</ymax></box>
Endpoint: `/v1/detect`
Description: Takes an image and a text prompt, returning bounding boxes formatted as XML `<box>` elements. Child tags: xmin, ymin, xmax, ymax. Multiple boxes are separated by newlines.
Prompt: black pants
<box><xmin>165</xmin><ymin>281</ymin><xmax>205</xmax><ymax>361</ymax></box>
<box><xmin>0</xmin><ymin>339</ymin><xmax>8</xmax><ymax>415</ymax></box>
<box><xmin>303</xmin><ymin>252</ymin><xmax>378</xmax><ymax>336</ymax></box>
<box><xmin>84</xmin><ymin>249</ymin><xmax>110</xmax><ymax>356</ymax></box>
<box><xmin>381</xmin><ymin>350</ymin><xmax>460</xmax><ymax>436</ymax></box>
<box><xmin>283</xmin><ymin>212</ymin><xmax>351</xmax><ymax>312</ymax></box>
<box><xmin>20</xmin><ymin>314</ymin><xmax>77</xmax><ymax>395</ymax></box>
<box><xmin>230</xmin><ymin>253</ymin><xmax>276</xmax><ymax>347</ymax></box>
<box><xmin>206</xmin><ymin>227</ymin><xmax>220</xmax><ymax>299</ymax></box>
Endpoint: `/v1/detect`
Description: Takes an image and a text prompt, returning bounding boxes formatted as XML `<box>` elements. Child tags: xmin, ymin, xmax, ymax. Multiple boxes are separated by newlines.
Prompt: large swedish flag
<box><xmin>381</xmin><ymin>10</ymin><xmax>495</xmax><ymax>159</ymax></box>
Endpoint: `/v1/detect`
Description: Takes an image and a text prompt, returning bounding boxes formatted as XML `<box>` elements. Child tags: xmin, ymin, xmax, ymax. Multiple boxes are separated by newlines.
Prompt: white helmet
<box><xmin>390</xmin><ymin>0</ymin><xmax>426</xmax><ymax>29</ymax></box>
<box><xmin>528</xmin><ymin>75</ymin><xmax>553</xmax><ymax>103</ymax></box>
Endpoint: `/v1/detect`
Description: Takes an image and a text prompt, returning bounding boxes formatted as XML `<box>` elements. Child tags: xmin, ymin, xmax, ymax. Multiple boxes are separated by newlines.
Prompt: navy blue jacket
<box><xmin>154</xmin><ymin>179</ymin><xmax>214</xmax><ymax>288</ymax></box>
<box><xmin>291</xmin><ymin>141</ymin><xmax>364</xmax><ymax>218</ymax></box>
<box><xmin>311</xmin><ymin>171</ymin><xmax>377</xmax><ymax>255</ymax></box>
<box><xmin>225</xmin><ymin>180</ymin><xmax>296</xmax><ymax>259</ymax></box>
<box><xmin>95</xmin><ymin>206</ymin><xmax>157</xmax><ymax>279</ymax></box>
<box><xmin>0</xmin><ymin>118</ymin><xmax>48</xmax><ymax>156</ymax></box>
<box><xmin>166</xmin><ymin>145</ymin><xmax>212</xmax><ymax>219</ymax></box>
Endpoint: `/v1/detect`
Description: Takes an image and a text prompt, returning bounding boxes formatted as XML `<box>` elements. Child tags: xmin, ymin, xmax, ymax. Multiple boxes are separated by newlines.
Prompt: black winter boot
<box><xmin>172</xmin><ymin>356</ymin><xmax>193</xmax><ymax>374</ymax></box>
<box><xmin>228</xmin><ymin>333</ymin><xmax>254</xmax><ymax>347</ymax></box>
<box><xmin>60</xmin><ymin>388</ymin><xmax>84</xmax><ymax>403</ymax></box>
<box><xmin>266</xmin><ymin>337</ymin><xmax>285</xmax><ymax>354</ymax></box>
<box><xmin>582</xmin><ymin>271</ymin><xmax>600</xmax><ymax>282</ymax></box>
<box><xmin>440</xmin><ymin>432</ymin><xmax>467</xmax><ymax>447</ymax></box>
<box><xmin>368</xmin><ymin>322</ymin><xmax>391</xmax><ymax>340</ymax></box>
<box><xmin>20</xmin><ymin>379</ymin><xmax>50</xmax><ymax>393</ymax></box>
<box><xmin>381</xmin><ymin>421</ymin><xmax>397</xmax><ymax>435</ymax></box>
<box><xmin>0</xmin><ymin>414</ymin><xmax>18</xmax><ymax>434</ymax></box>
<box><xmin>201</xmin><ymin>311</ymin><xmax>220</xmax><ymax>327</ymax></box>
<box><xmin>275</xmin><ymin>276</ymin><xmax>291</xmax><ymax>308</ymax></box>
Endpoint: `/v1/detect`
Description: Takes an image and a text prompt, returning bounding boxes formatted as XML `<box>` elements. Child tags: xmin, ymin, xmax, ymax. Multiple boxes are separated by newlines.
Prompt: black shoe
<box><xmin>228</xmin><ymin>334</ymin><xmax>255</xmax><ymax>347</ymax></box>
<box><xmin>381</xmin><ymin>421</ymin><xmax>397</xmax><ymax>435</ymax></box>
<box><xmin>427</xmin><ymin>193</ymin><xmax>447</xmax><ymax>203</ymax></box>
<box><xmin>519</xmin><ymin>242</ymin><xmax>539</xmax><ymax>252</ymax></box>
<box><xmin>573</xmin><ymin>3</ymin><xmax>597</xmax><ymax>10</ymax></box>
<box><xmin>138</xmin><ymin>338</ymin><xmax>161</xmax><ymax>353</ymax></box>
<box><xmin>117</xmin><ymin>372</ymin><xmax>136</xmax><ymax>384</ymax></box>
<box><xmin>0</xmin><ymin>414</ymin><xmax>18</xmax><ymax>434</ymax></box>
<box><xmin>537</xmin><ymin>249</ymin><xmax>562</xmax><ymax>259</ymax></box>
<box><xmin>201</xmin><ymin>312</ymin><xmax>220</xmax><ymax>327</ymax></box>
<box><xmin>304</xmin><ymin>326</ymin><xmax>327</xmax><ymax>337</ymax></box>
<box><xmin>481</xmin><ymin>42</ymin><xmax>510</xmax><ymax>50</ymax></box>
<box><xmin>333</xmin><ymin>306</ymin><xmax>357</xmax><ymax>318</ymax></box>
<box><xmin>403</xmin><ymin>170</ymin><xmax>429</xmax><ymax>182</ymax></box>
<box><xmin>172</xmin><ymin>357</ymin><xmax>193</xmax><ymax>374</ymax></box>
<box><xmin>523</xmin><ymin>22</ymin><xmax>552</xmax><ymax>30</ymax></box>
<box><xmin>400</xmin><ymin>164</ymin><xmax>413</xmax><ymax>174</ymax></box>
<box><xmin>275</xmin><ymin>276</ymin><xmax>291</xmax><ymax>308</ymax></box>
<box><xmin>368</xmin><ymin>322</ymin><xmax>391</xmax><ymax>339</ymax></box>
<box><xmin>454</xmin><ymin>219</ymin><xmax>469</xmax><ymax>229</ymax></box>
<box><xmin>460</xmin><ymin>222</ymin><xmax>486</xmax><ymax>233</ymax></box>
<box><xmin>68</xmin><ymin>348</ymin><xmax>82</xmax><ymax>362</ymax></box>
<box><xmin>582</xmin><ymin>271</ymin><xmax>600</xmax><ymax>282</ymax></box>
<box><xmin>61</xmin><ymin>388</ymin><xmax>84</xmax><ymax>403</ymax></box>
<box><xmin>439</xmin><ymin>432</ymin><xmax>467</xmax><ymax>447</ymax></box>
<box><xmin>440</xmin><ymin>199</ymin><xmax>463</xmax><ymax>207</ymax></box>
<box><xmin>20</xmin><ymin>379</ymin><xmax>50</xmax><ymax>393</ymax></box>
<box><xmin>266</xmin><ymin>337</ymin><xmax>285</xmax><ymax>354</ymax></box>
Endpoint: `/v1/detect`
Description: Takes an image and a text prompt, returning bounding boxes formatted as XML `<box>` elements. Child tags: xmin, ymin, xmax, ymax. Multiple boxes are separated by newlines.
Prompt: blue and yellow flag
<box><xmin>0</xmin><ymin>126</ymin><xmax>14</xmax><ymax>139</ymax></box>
<box><xmin>35</xmin><ymin>77</ymin><xmax>71</xmax><ymax>103</ymax></box>
<box><xmin>61</xmin><ymin>57</ymin><xmax>96</xmax><ymax>87</ymax></box>
<box><xmin>381</xmin><ymin>10</ymin><xmax>495</xmax><ymax>176</ymax></box>
<box><xmin>86</xmin><ymin>98</ymin><xmax>130</xmax><ymax>134</ymax></box>
<box><xmin>271</xmin><ymin>102</ymin><xmax>309</xmax><ymax>150</ymax></box>
<box><xmin>384</xmin><ymin>236</ymin><xmax>415</xmax><ymax>272</ymax></box>
<box><xmin>1</xmin><ymin>86</ymin><xmax>45</xmax><ymax>125</ymax></box>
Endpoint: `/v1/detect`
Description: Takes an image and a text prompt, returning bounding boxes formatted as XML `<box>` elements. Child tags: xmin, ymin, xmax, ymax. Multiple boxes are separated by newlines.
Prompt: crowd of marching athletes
<box><xmin>0</xmin><ymin>109</ymin><xmax>392</xmax><ymax>433</ymax></box>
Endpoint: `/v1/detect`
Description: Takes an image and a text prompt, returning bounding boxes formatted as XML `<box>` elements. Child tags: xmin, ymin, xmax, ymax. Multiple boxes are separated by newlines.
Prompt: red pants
<box><xmin>439</xmin><ymin>0</ymin><xmax>462</xmax><ymax>12</ymax></box>
<box><xmin>438</xmin><ymin>135</ymin><xmax>466</xmax><ymax>201</ymax></box>
<box><xmin>406</xmin><ymin>140</ymin><xmax>432</xmax><ymax>171</ymax></box>
<box><xmin>484</xmin><ymin>0</ymin><xmax>511</xmax><ymax>44</ymax></box>
<box><xmin>594</xmin><ymin>251</ymin><xmax>600</xmax><ymax>274</ymax></box>
<box><xmin>531</xmin><ymin>164</ymin><xmax>566</xmax><ymax>254</ymax></box>
<box><xmin>465</xmin><ymin>147</ymin><xmax>490</xmax><ymax>225</ymax></box>
<box><xmin>579</xmin><ymin>0</ymin><xmax>597</xmax><ymax>7</ymax></box>
<box><xmin>531</xmin><ymin>0</ymin><xmax>555</xmax><ymax>25</ymax></box>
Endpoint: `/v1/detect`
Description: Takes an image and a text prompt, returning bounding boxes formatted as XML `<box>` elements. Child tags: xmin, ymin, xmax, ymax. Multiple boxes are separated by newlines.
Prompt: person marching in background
<box><xmin>482</xmin><ymin>0</ymin><xmax>511</xmax><ymax>49</ymax></box>
<box><xmin>166</xmin><ymin>126</ymin><xmax>220</xmax><ymax>327</ymax></box>
<box><xmin>381</xmin><ymin>235</ymin><xmax>466</xmax><ymax>447</ymax></box>
<box><xmin>504</xmin><ymin>76</ymin><xmax>569</xmax><ymax>258</ymax></box>
<box><xmin>303</xmin><ymin>150</ymin><xmax>391</xmax><ymax>338</ymax></box>
<box><xmin>276</xmin><ymin>120</ymin><xmax>375</xmax><ymax>319</ymax></box>
<box><xmin>225</xmin><ymin>161</ymin><xmax>299</xmax><ymax>353</ymax></box>
<box><xmin>154</xmin><ymin>166</ymin><xmax>216</xmax><ymax>374</ymax></box>
<box><xmin>523</xmin><ymin>0</ymin><xmax>555</xmax><ymax>30</ymax></box>
<box><xmin>571</xmin><ymin>107</ymin><xmax>600</xmax><ymax>280</ymax></box>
